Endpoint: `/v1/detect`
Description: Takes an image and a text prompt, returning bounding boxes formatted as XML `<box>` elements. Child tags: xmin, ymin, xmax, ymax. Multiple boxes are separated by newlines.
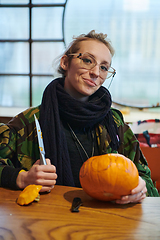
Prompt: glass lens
<box><xmin>79</xmin><ymin>53</ymin><xmax>114</xmax><ymax>79</ymax></box>
<box><xmin>0</xmin><ymin>42</ymin><xmax>29</xmax><ymax>74</ymax></box>
<box><xmin>0</xmin><ymin>76</ymin><xmax>29</xmax><ymax>107</ymax></box>
<box><xmin>32</xmin><ymin>0</ymin><xmax>65</xmax><ymax>3</ymax></box>
<box><xmin>0</xmin><ymin>8</ymin><xmax>29</xmax><ymax>39</ymax></box>
<box><xmin>80</xmin><ymin>53</ymin><xmax>96</xmax><ymax>69</ymax></box>
<box><xmin>106</xmin><ymin>67</ymin><xmax>114</xmax><ymax>79</ymax></box>
<box><xmin>99</xmin><ymin>69</ymin><xmax>109</xmax><ymax>79</ymax></box>
<box><xmin>32</xmin><ymin>7</ymin><xmax>63</xmax><ymax>39</ymax></box>
<box><xmin>32</xmin><ymin>76</ymin><xmax>53</xmax><ymax>106</ymax></box>
<box><xmin>32</xmin><ymin>42</ymin><xmax>64</xmax><ymax>74</ymax></box>
<box><xmin>0</xmin><ymin>0</ymin><xmax>29</xmax><ymax>3</ymax></box>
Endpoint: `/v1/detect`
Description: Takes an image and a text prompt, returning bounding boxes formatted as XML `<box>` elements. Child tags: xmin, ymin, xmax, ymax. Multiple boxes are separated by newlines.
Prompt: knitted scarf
<box><xmin>39</xmin><ymin>78</ymin><xmax>119</xmax><ymax>186</ymax></box>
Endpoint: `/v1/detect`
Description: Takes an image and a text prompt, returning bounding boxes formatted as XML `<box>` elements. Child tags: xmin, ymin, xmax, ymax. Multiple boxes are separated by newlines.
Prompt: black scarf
<box><xmin>39</xmin><ymin>78</ymin><xmax>119</xmax><ymax>186</ymax></box>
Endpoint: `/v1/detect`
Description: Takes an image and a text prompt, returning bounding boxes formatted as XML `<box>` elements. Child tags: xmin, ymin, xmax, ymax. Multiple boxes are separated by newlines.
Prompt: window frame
<box><xmin>0</xmin><ymin>0</ymin><xmax>68</xmax><ymax>107</ymax></box>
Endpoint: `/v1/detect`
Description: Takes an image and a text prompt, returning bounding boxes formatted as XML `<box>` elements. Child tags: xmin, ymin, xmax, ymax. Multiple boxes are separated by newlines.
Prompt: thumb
<box><xmin>45</xmin><ymin>158</ymin><xmax>51</xmax><ymax>165</ymax></box>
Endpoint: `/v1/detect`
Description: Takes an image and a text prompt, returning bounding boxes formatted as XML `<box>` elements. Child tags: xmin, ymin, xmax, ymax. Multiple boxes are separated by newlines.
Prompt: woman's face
<box><xmin>61</xmin><ymin>39</ymin><xmax>112</xmax><ymax>101</ymax></box>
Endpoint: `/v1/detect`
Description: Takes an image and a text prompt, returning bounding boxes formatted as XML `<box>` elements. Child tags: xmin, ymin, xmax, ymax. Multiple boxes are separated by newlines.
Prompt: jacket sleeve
<box><xmin>0</xmin><ymin>107</ymin><xmax>40</xmax><ymax>189</ymax></box>
<box><xmin>0</xmin><ymin>123</ymin><xmax>22</xmax><ymax>189</ymax></box>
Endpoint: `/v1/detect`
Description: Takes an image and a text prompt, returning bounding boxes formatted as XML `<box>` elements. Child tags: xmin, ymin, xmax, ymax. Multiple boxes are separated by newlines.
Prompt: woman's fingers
<box><xmin>115</xmin><ymin>176</ymin><xmax>147</xmax><ymax>204</ymax></box>
<box><xmin>17</xmin><ymin>159</ymin><xmax>58</xmax><ymax>191</ymax></box>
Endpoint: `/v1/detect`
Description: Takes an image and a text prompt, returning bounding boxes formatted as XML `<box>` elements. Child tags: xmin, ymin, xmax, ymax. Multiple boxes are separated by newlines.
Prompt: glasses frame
<box><xmin>68</xmin><ymin>52</ymin><xmax>116</xmax><ymax>79</ymax></box>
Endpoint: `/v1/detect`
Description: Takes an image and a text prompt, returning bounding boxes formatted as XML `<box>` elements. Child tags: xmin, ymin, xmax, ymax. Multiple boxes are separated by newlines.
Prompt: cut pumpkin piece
<box><xmin>17</xmin><ymin>184</ymin><xmax>42</xmax><ymax>206</ymax></box>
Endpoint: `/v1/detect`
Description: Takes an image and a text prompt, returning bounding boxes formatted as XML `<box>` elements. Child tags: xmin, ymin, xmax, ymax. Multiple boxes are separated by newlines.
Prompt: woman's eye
<box><xmin>100</xmin><ymin>65</ymin><xmax>108</xmax><ymax>72</ymax></box>
<box><xmin>82</xmin><ymin>58</ymin><xmax>92</xmax><ymax>64</ymax></box>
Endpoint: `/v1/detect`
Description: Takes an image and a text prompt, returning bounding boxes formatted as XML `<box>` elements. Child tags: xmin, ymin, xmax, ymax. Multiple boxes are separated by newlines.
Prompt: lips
<box><xmin>83</xmin><ymin>78</ymin><xmax>97</xmax><ymax>87</ymax></box>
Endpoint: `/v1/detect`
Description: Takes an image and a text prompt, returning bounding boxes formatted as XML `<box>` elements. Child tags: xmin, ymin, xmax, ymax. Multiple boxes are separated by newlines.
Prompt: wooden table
<box><xmin>0</xmin><ymin>185</ymin><xmax>160</xmax><ymax>240</ymax></box>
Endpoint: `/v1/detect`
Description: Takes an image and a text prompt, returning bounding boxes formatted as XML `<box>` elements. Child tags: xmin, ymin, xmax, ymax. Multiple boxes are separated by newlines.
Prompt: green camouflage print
<box><xmin>0</xmin><ymin>106</ymin><xmax>40</xmax><ymax>186</ymax></box>
<box><xmin>0</xmin><ymin>106</ymin><xmax>159</xmax><ymax>196</ymax></box>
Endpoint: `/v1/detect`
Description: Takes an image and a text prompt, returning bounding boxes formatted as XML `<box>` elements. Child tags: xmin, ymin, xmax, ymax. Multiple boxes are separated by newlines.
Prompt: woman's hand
<box><xmin>16</xmin><ymin>159</ymin><xmax>57</xmax><ymax>192</ymax></box>
<box><xmin>115</xmin><ymin>176</ymin><xmax>147</xmax><ymax>204</ymax></box>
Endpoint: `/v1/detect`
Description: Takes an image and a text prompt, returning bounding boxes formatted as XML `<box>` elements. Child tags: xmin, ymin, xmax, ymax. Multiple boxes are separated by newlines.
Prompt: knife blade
<box><xmin>34</xmin><ymin>114</ymin><xmax>47</xmax><ymax>165</ymax></box>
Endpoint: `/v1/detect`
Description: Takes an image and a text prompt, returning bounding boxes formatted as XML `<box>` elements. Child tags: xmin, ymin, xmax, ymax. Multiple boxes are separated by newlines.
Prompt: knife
<box><xmin>34</xmin><ymin>114</ymin><xmax>47</xmax><ymax>165</ymax></box>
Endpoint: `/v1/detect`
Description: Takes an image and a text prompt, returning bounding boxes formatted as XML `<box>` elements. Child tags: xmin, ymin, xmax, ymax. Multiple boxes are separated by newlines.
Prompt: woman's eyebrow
<box><xmin>101</xmin><ymin>60</ymin><xmax>111</xmax><ymax>67</ymax></box>
<box><xmin>101</xmin><ymin>59</ymin><xmax>112</xmax><ymax>66</ymax></box>
<box><xmin>102</xmin><ymin>60</ymin><xmax>110</xmax><ymax>65</ymax></box>
<box><xmin>86</xmin><ymin>52</ymin><xmax>111</xmax><ymax>65</ymax></box>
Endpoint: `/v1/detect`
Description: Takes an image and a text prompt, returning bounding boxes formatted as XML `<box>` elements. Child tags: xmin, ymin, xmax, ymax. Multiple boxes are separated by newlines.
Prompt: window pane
<box><xmin>32</xmin><ymin>76</ymin><xmax>53</xmax><ymax>106</ymax></box>
<box><xmin>0</xmin><ymin>76</ymin><xmax>29</xmax><ymax>107</ymax></box>
<box><xmin>0</xmin><ymin>43</ymin><xmax>29</xmax><ymax>74</ymax></box>
<box><xmin>32</xmin><ymin>42</ymin><xmax>64</xmax><ymax>74</ymax></box>
<box><xmin>32</xmin><ymin>7</ymin><xmax>63</xmax><ymax>39</ymax></box>
<box><xmin>32</xmin><ymin>0</ymin><xmax>65</xmax><ymax>3</ymax></box>
<box><xmin>0</xmin><ymin>8</ymin><xmax>29</xmax><ymax>39</ymax></box>
<box><xmin>64</xmin><ymin>0</ymin><xmax>160</xmax><ymax>107</ymax></box>
<box><xmin>0</xmin><ymin>0</ymin><xmax>29</xmax><ymax>3</ymax></box>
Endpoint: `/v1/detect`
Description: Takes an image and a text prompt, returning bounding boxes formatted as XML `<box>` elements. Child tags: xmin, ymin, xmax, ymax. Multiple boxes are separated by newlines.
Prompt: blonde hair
<box><xmin>57</xmin><ymin>30</ymin><xmax>115</xmax><ymax>76</ymax></box>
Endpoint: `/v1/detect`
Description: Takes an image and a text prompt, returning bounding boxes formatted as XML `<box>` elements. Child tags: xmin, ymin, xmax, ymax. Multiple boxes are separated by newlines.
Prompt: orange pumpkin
<box><xmin>79</xmin><ymin>153</ymin><xmax>139</xmax><ymax>201</ymax></box>
<box><xmin>17</xmin><ymin>184</ymin><xmax>42</xmax><ymax>206</ymax></box>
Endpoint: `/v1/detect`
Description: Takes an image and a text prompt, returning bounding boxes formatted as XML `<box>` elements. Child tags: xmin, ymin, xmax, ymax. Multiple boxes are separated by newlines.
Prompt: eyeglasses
<box><xmin>68</xmin><ymin>52</ymin><xmax>116</xmax><ymax>79</ymax></box>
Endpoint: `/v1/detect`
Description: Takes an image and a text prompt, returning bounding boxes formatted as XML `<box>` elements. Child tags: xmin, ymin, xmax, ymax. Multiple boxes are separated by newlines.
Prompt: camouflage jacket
<box><xmin>0</xmin><ymin>105</ymin><xmax>159</xmax><ymax>196</ymax></box>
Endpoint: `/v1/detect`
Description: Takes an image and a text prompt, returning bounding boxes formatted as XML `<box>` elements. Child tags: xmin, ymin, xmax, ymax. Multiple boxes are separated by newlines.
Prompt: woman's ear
<box><xmin>60</xmin><ymin>55</ymin><xmax>69</xmax><ymax>71</ymax></box>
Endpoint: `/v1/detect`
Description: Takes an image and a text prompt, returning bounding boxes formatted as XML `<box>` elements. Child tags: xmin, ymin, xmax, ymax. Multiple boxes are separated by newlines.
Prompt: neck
<box><xmin>69</xmin><ymin>91</ymin><xmax>89</xmax><ymax>102</ymax></box>
<box><xmin>64</xmin><ymin>81</ymin><xmax>89</xmax><ymax>102</ymax></box>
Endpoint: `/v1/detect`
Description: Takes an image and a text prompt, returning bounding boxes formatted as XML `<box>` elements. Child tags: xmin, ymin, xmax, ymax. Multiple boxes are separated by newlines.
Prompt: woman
<box><xmin>0</xmin><ymin>30</ymin><xmax>159</xmax><ymax>204</ymax></box>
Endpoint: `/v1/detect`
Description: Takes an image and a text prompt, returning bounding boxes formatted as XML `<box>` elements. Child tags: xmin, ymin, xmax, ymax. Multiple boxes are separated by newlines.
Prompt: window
<box><xmin>0</xmin><ymin>0</ymin><xmax>160</xmax><ymax>119</ymax></box>
<box><xmin>0</xmin><ymin>0</ymin><xmax>66</xmax><ymax>111</ymax></box>
<box><xmin>64</xmin><ymin>0</ymin><xmax>160</xmax><ymax>111</ymax></box>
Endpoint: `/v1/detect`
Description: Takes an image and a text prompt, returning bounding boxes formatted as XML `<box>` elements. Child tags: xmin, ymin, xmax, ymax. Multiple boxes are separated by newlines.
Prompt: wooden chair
<box><xmin>141</xmin><ymin>147</ymin><xmax>160</xmax><ymax>193</ymax></box>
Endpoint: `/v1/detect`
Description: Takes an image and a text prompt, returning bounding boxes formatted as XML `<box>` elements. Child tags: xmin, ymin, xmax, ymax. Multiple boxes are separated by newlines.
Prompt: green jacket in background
<box><xmin>0</xmin><ymin>105</ymin><xmax>159</xmax><ymax>197</ymax></box>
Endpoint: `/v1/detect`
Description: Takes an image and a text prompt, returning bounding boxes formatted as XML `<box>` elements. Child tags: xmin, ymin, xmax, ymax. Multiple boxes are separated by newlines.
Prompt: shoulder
<box><xmin>111</xmin><ymin>107</ymin><xmax>124</xmax><ymax>127</ymax></box>
<box><xmin>6</xmin><ymin>105</ymin><xmax>41</xmax><ymax>132</ymax></box>
<box><xmin>19</xmin><ymin>105</ymin><xmax>40</xmax><ymax>122</ymax></box>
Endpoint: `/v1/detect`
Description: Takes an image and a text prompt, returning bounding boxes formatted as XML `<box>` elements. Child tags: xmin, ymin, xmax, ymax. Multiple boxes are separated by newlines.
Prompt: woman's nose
<box><xmin>89</xmin><ymin>64</ymin><xmax>100</xmax><ymax>77</ymax></box>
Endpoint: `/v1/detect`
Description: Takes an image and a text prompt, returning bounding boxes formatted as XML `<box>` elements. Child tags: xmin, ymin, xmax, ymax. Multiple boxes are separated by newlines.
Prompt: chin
<box><xmin>80</xmin><ymin>88</ymin><xmax>93</xmax><ymax>95</ymax></box>
<box><xmin>79</xmin><ymin>85</ymin><xmax>98</xmax><ymax>97</ymax></box>
<box><xmin>86</xmin><ymin>88</ymin><xmax>98</xmax><ymax>96</ymax></box>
